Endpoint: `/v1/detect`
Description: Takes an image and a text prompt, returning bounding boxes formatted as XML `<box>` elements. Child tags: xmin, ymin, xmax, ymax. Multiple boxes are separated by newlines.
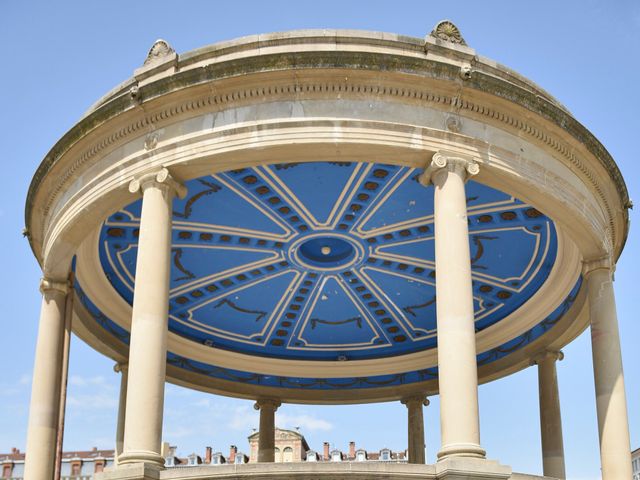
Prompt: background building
<box><xmin>249</xmin><ymin>428</ymin><xmax>309</xmax><ymax>463</ymax></box>
<box><xmin>0</xmin><ymin>427</ymin><xmax>410</xmax><ymax>479</ymax></box>
<box><xmin>1</xmin><ymin>448</ymin><xmax>114</xmax><ymax>479</ymax></box>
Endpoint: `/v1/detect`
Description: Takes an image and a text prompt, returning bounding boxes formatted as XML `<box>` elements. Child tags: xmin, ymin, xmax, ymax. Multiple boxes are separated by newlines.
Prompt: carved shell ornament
<box><xmin>430</xmin><ymin>20</ymin><xmax>467</xmax><ymax>46</ymax></box>
<box><xmin>143</xmin><ymin>39</ymin><xmax>175</xmax><ymax>66</ymax></box>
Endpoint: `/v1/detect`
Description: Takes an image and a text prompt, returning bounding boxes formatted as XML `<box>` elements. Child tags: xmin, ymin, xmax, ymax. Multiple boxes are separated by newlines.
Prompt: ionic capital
<box><xmin>582</xmin><ymin>256</ymin><xmax>614</xmax><ymax>277</ymax></box>
<box><xmin>39</xmin><ymin>277</ymin><xmax>69</xmax><ymax>296</ymax></box>
<box><xmin>401</xmin><ymin>394</ymin><xmax>430</xmax><ymax>407</ymax></box>
<box><xmin>113</xmin><ymin>362</ymin><xmax>128</xmax><ymax>373</ymax></box>
<box><xmin>419</xmin><ymin>151</ymin><xmax>479</xmax><ymax>186</ymax></box>
<box><xmin>253</xmin><ymin>398</ymin><xmax>281</xmax><ymax>411</ymax></box>
<box><xmin>128</xmin><ymin>168</ymin><xmax>187</xmax><ymax>199</ymax></box>
<box><xmin>531</xmin><ymin>349</ymin><xmax>564</xmax><ymax>366</ymax></box>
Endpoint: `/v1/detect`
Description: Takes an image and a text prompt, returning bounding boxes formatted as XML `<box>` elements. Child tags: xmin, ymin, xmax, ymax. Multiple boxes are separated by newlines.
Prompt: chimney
<box><xmin>229</xmin><ymin>445</ymin><xmax>237</xmax><ymax>463</ymax></box>
<box><xmin>323</xmin><ymin>442</ymin><xmax>330</xmax><ymax>461</ymax></box>
<box><xmin>349</xmin><ymin>441</ymin><xmax>355</xmax><ymax>459</ymax></box>
<box><xmin>205</xmin><ymin>447</ymin><xmax>212</xmax><ymax>464</ymax></box>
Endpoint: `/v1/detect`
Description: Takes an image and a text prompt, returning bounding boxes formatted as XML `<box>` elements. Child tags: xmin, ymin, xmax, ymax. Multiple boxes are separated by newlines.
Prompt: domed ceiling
<box><xmin>75</xmin><ymin>161</ymin><xmax>581</xmax><ymax>389</ymax></box>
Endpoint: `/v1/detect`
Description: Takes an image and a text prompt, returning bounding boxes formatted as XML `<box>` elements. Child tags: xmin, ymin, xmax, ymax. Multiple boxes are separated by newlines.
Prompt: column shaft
<box><xmin>119</xmin><ymin>170</ymin><xmax>183</xmax><ymax>467</ymax></box>
<box><xmin>537</xmin><ymin>353</ymin><xmax>565</xmax><ymax>479</ymax></box>
<box><xmin>422</xmin><ymin>152</ymin><xmax>485</xmax><ymax>460</ymax></box>
<box><xmin>587</xmin><ymin>265</ymin><xmax>632</xmax><ymax>479</ymax></box>
<box><xmin>255</xmin><ymin>400</ymin><xmax>280</xmax><ymax>462</ymax></box>
<box><xmin>54</xmin><ymin>288</ymin><xmax>73</xmax><ymax>480</ymax></box>
<box><xmin>24</xmin><ymin>280</ymin><xmax>68</xmax><ymax>480</ymax></box>
<box><xmin>403</xmin><ymin>397</ymin><xmax>428</xmax><ymax>464</ymax></box>
<box><xmin>115</xmin><ymin>363</ymin><xmax>128</xmax><ymax>463</ymax></box>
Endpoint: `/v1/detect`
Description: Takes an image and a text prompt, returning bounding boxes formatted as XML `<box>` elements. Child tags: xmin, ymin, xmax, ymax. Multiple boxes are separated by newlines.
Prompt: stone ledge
<box><xmin>96</xmin><ymin>459</ymin><xmax>548</xmax><ymax>480</ymax></box>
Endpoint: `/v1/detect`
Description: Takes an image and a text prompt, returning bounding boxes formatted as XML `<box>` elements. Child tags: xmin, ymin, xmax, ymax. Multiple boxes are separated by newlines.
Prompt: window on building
<box><xmin>234</xmin><ymin>454</ymin><xmax>244</xmax><ymax>464</ymax></box>
<box><xmin>331</xmin><ymin>451</ymin><xmax>342</xmax><ymax>462</ymax></box>
<box><xmin>2</xmin><ymin>465</ymin><xmax>12</xmax><ymax>478</ymax></box>
<box><xmin>356</xmin><ymin>451</ymin><xmax>366</xmax><ymax>462</ymax></box>
<box><xmin>8</xmin><ymin>464</ymin><xmax>22</xmax><ymax>479</ymax></box>
<box><xmin>274</xmin><ymin>447</ymin><xmax>281</xmax><ymax>463</ymax></box>
<box><xmin>95</xmin><ymin>461</ymin><xmax>104</xmax><ymax>473</ymax></box>
<box><xmin>165</xmin><ymin>456</ymin><xmax>175</xmax><ymax>467</ymax></box>
<box><xmin>283</xmin><ymin>447</ymin><xmax>293</xmax><ymax>463</ymax></box>
<box><xmin>306</xmin><ymin>451</ymin><xmax>317</xmax><ymax>462</ymax></box>
<box><xmin>380</xmin><ymin>449</ymin><xmax>391</xmax><ymax>461</ymax></box>
<box><xmin>71</xmin><ymin>462</ymin><xmax>81</xmax><ymax>475</ymax></box>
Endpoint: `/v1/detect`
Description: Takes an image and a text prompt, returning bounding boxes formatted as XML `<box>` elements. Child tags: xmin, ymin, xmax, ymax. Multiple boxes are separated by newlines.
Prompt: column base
<box><xmin>96</xmin><ymin>462</ymin><xmax>162</xmax><ymax>480</ymax></box>
<box><xmin>437</xmin><ymin>443</ymin><xmax>486</xmax><ymax>460</ymax></box>
<box><xmin>117</xmin><ymin>450</ymin><xmax>165</xmax><ymax>469</ymax></box>
<box><xmin>435</xmin><ymin>457</ymin><xmax>511</xmax><ymax>480</ymax></box>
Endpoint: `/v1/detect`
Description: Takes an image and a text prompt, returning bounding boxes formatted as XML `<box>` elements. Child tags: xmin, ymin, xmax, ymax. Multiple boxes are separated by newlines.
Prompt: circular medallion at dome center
<box><xmin>290</xmin><ymin>234</ymin><xmax>363</xmax><ymax>271</ymax></box>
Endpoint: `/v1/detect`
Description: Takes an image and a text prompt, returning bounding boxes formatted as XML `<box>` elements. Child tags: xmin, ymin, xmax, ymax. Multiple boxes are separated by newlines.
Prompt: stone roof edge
<box><xmin>83</xmin><ymin>29</ymin><xmax>568</xmax><ymax>117</ymax></box>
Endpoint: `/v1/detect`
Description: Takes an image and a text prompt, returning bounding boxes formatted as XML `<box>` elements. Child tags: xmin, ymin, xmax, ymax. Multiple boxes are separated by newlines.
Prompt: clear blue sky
<box><xmin>1</xmin><ymin>1</ymin><xmax>638</xmax><ymax>479</ymax></box>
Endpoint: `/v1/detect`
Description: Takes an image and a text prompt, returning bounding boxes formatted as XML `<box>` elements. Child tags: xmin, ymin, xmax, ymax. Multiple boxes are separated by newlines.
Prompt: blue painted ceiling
<box><xmin>94</xmin><ymin>161</ymin><xmax>558</xmax><ymax>362</ymax></box>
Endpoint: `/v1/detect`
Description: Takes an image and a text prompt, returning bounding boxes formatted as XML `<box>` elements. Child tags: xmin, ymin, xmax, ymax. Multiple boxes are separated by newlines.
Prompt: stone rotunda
<box><xmin>23</xmin><ymin>21</ymin><xmax>632</xmax><ymax>480</ymax></box>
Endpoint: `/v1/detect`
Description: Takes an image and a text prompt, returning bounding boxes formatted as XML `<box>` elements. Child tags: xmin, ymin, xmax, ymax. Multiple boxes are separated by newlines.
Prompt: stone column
<box><xmin>584</xmin><ymin>258</ymin><xmax>632</xmax><ymax>479</ymax></box>
<box><xmin>533</xmin><ymin>351</ymin><xmax>565</xmax><ymax>479</ymax></box>
<box><xmin>402</xmin><ymin>395</ymin><xmax>429</xmax><ymax>464</ymax></box>
<box><xmin>254</xmin><ymin>399</ymin><xmax>281</xmax><ymax>462</ymax></box>
<box><xmin>118</xmin><ymin>169</ymin><xmax>185</xmax><ymax>468</ymax></box>
<box><xmin>420</xmin><ymin>151</ymin><xmax>485</xmax><ymax>460</ymax></box>
<box><xmin>24</xmin><ymin>278</ymin><xmax>69</xmax><ymax>480</ymax></box>
<box><xmin>114</xmin><ymin>363</ymin><xmax>128</xmax><ymax>464</ymax></box>
<box><xmin>54</xmin><ymin>286</ymin><xmax>74</xmax><ymax>480</ymax></box>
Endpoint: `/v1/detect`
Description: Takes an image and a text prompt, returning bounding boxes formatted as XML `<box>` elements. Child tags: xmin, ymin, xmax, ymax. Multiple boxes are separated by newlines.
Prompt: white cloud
<box><xmin>191</xmin><ymin>398</ymin><xmax>213</xmax><ymax>408</ymax></box>
<box><xmin>164</xmin><ymin>425</ymin><xmax>197</xmax><ymax>439</ymax></box>
<box><xmin>276</xmin><ymin>413</ymin><xmax>333</xmax><ymax>432</ymax></box>
<box><xmin>67</xmin><ymin>392</ymin><xmax>117</xmax><ymax>409</ymax></box>
<box><xmin>90</xmin><ymin>436</ymin><xmax>114</xmax><ymax>448</ymax></box>
<box><xmin>69</xmin><ymin>374</ymin><xmax>108</xmax><ymax>387</ymax></box>
<box><xmin>0</xmin><ymin>373</ymin><xmax>33</xmax><ymax>396</ymax></box>
<box><xmin>165</xmin><ymin>384</ymin><xmax>195</xmax><ymax>398</ymax></box>
<box><xmin>227</xmin><ymin>405</ymin><xmax>259</xmax><ymax>432</ymax></box>
<box><xmin>66</xmin><ymin>374</ymin><xmax>117</xmax><ymax>410</ymax></box>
